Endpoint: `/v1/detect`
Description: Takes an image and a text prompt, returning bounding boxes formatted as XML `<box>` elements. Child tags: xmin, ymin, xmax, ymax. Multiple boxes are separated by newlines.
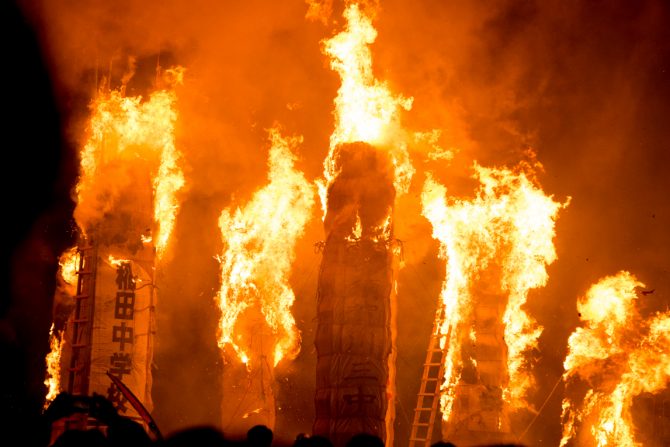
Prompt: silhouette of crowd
<box><xmin>43</xmin><ymin>393</ymin><xmax>526</xmax><ymax>447</ymax></box>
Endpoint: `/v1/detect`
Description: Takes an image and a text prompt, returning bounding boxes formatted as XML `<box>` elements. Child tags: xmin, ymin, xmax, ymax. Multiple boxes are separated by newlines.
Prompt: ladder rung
<box><xmin>414</xmin><ymin>407</ymin><xmax>434</xmax><ymax>411</ymax></box>
<box><xmin>413</xmin><ymin>423</ymin><xmax>430</xmax><ymax>427</ymax></box>
<box><xmin>417</xmin><ymin>392</ymin><xmax>438</xmax><ymax>397</ymax></box>
<box><xmin>74</xmin><ymin>294</ymin><xmax>90</xmax><ymax>299</ymax></box>
<box><xmin>424</xmin><ymin>362</ymin><xmax>442</xmax><ymax>367</ymax></box>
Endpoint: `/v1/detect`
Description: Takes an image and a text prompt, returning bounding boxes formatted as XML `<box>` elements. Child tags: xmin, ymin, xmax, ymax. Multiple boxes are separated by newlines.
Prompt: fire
<box><xmin>345</xmin><ymin>213</ymin><xmax>363</xmax><ymax>242</ymax></box>
<box><xmin>153</xmin><ymin>69</ymin><xmax>186</xmax><ymax>257</ymax></box>
<box><xmin>108</xmin><ymin>255</ymin><xmax>131</xmax><ymax>267</ymax></box>
<box><xmin>242</xmin><ymin>408</ymin><xmax>264</xmax><ymax>419</ymax></box>
<box><xmin>75</xmin><ymin>67</ymin><xmax>185</xmax><ymax>258</ymax></box>
<box><xmin>421</xmin><ymin>163</ymin><xmax>566</xmax><ymax>424</ymax></box>
<box><xmin>44</xmin><ymin>323</ymin><xmax>64</xmax><ymax>407</ymax></box>
<box><xmin>560</xmin><ymin>271</ymin><xmax>670</xmax><ymax>447</ymax></box>
<box><xmin>58</xmin><ymin>246</ymin><xmax>79</xmax><ymax>294</ymax></box>
<box><xmin>216</xmin><ymin>127</ymin><xmax>314</xmax><ymax>367</ymax></box>
<box><xmin>46</xmin><ymin>247</ymin><xmax>77</xmax><ymax>404</ymax></box>
<box><xmin>317</xmin><ymin>3</ymin><xmax>414</xmax><ymax>218</ymax></box>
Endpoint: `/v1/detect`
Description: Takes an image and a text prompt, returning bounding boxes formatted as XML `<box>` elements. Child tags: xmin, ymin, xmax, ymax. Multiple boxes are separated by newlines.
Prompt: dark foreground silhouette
<box><xmin>45</xmin><ymin>392</ymin><xmax>526</xmax><ymax>447</ymax></box>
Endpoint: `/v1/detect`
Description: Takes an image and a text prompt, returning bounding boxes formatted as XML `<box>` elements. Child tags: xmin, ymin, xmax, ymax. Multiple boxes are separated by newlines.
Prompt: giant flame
<box><xmin>75</xmin><ymin>67</ymin><xmax>185</xmax><ymax>258</ymax></box>
<box><xmin>561</xmin><ymin>271</ymin><xmax>670</xmax><ymax>447</ymax></box>
<box><xmin>216</xmin><ymin>127</ymin><xmax>314</xmax><ymax>367</ymax></box>
<box><xmin>421</xmin><ymin>163</ymin><xmax>566</xmax><ymax>425</ymax></box>
<box><xmin>317</xmin><ymin>2</ymin><xmax>414</xmax><ymax>219</ymax></box>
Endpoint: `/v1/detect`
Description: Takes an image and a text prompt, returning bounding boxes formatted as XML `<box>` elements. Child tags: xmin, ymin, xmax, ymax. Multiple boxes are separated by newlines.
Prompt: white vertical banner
<box><xmin>89</xmin><ymin>253</ymin><xmax>153</xmax><ymax>418</ymax></box>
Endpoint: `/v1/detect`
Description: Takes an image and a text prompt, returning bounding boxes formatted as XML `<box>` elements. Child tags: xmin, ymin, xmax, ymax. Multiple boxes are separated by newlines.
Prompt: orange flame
<box><xmin>345</xmin><ymin>213</ymin><xmax>363</xmax><ymax>242</ymax></box>
<box><xmin>561</xmin><ymin>271</ymin><xmax>670</xmax><ymax>447</ymax></box>
<box><xmin>58</xmin><ymin>246</ymin><xmax>79</xmax><ymax>295</ymax></box>
<box><xmin>317</xmin><ymin>3</ymin><xmax>414</xmax><ymax>218</ymax></box>
<box><xmin>421</xmin><ymin>163</ymin><xmax>566</xmax><ymax>423</ymax></box>
<box><xmin>304</xmin><ymin>0</ymin><xmax>333</xmax><ymax>24</ymax></box>
<box><xmin>44</xmin><ymin>323</ymin><xmax>64</xmax><ymax>407</ymax></box>
<box><xmin>46</xmin><ymin>249</ymin><xmax>77</xmax><ymax>406</ymax></box>
<box><xmin>75</xmin><ymin>67</ymin><xmax>185</xmax><ymax>258</ymax></box>
<box><xmin>216</xmin><ymin>127</ymin><xmax>314</xmax><ymax>367</ymax></box>
<box><xmin>108</xmin><ymin>255</ymin><xmax>131</xmax><ymax>267</ymax></box>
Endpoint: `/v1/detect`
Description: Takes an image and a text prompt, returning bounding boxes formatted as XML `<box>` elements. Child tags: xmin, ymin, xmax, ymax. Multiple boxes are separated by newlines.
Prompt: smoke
<box><xmin>325</xmin><ymin>142</ymin><xmax>395</xmax><ymax>236</ymax></box>
<box><xmin>11</xmin><ymin>0</ymin><xmax>670</xmax><ymax>444</ymax></box>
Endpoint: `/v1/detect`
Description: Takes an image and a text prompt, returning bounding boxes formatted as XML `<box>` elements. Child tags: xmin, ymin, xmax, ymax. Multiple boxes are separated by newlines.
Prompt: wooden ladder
<box><xmin>409</xmin><ymin>304</ymin><xmax>446</xmax><ymax>447</ymax></box>
<box><xmin>67</xmin><ymin>243</ymin><xmax>98</xmax><ymax>396</ymax></box>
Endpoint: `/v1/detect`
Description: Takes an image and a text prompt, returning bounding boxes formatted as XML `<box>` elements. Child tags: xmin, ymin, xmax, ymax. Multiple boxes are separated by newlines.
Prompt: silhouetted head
<box><xmin>292</xmin><ymin>433</ymin><xmax>308</xmax><ymax>447</ymax></box>
<box><xmin>247</xmin><ymin>425</ymin><xmax>273</xmax><ymax>447</ymax></box>
<box><xmin>52</xmin><ymin>429</ymin><xmax>109</xmax><ymax>447</ymax></box>
<box><xmin>309</xmin><ymin>435</ymin><xmax>334</xmax><ymax>447</ymax></box>
<box><xmin>106</xmin><ymin>417</ymin><xmax>152</xmax><ymax>447</ymax></box>
<box><xmin>430</xmin><ymin>442</ymin><xmax>457</xmax><ymax>447</ymax></box>
<box><xmin>345</xmin><ymin>433</ymin><xmax>384</xmax><ymax>447</ymax></box>
<box><xmin>162</xmin><ymin>426</ymin><xmax>227</xmax><ymax>447</ymax></box>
